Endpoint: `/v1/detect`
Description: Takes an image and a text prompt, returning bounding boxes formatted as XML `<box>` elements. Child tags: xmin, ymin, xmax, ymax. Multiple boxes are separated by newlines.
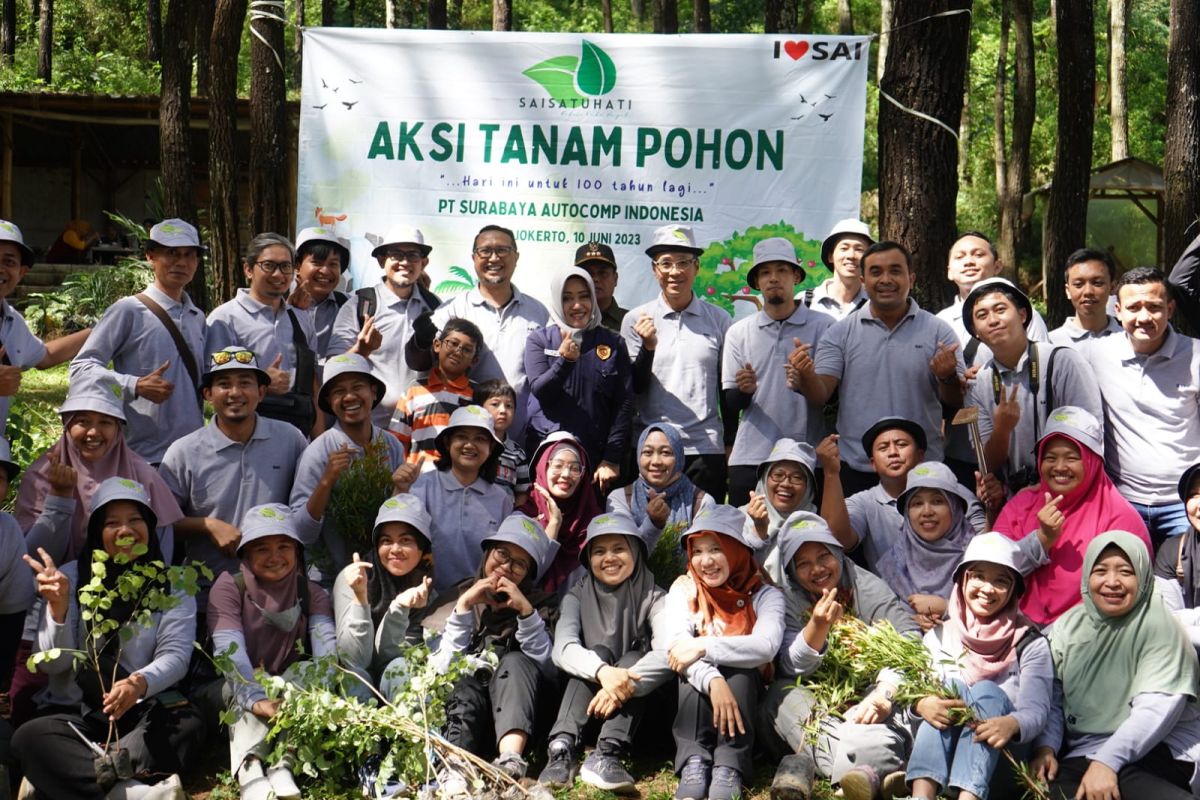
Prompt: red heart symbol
<box><xmin>784</xmin><ymin>40</ymin><xmax>809</xmax><ymax>60</ymax></box>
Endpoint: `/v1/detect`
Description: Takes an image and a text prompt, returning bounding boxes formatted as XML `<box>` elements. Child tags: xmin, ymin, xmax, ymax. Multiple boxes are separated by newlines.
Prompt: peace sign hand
<box><xmin>994</xmin><ymin>383</ymin><xmax>1021</xmax><ymax>436</ymax></box>
<box><xmin>24</xmin><ymin>547</ymin><xmax>69</xmax><ymax>623</ymax></box>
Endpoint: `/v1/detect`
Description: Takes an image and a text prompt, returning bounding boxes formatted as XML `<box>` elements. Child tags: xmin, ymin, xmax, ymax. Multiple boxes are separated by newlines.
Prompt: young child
<box><xmin>474</xmin><ymin>378</ymin><xmax>530</xmax><ymax>505</ymax></box>
<box><xmin>874</xmin><ymin>462</ymin><xmax>979</xmax><ymax>630</ymax></box>
<box><xmin>907</xmin><ymin>533</ymin><xmax>1051</xmax><ymax>800</ymax></box>
<box><xmin>389</xmin><ymin>318</ymin><xmax>484</xmax><ymax>468</ymax></box>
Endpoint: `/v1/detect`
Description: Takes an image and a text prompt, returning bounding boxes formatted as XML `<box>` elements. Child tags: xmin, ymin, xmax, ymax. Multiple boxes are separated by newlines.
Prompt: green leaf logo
<box><xmin>1053</xmin><ymin>412</ymin><xmax>1070</xmax><ymax>422</ymax></box>
<box><xmin>159</xmin><ymin>223</ymin><xmax>181</xmax><ymax>233</ymax></box>
<box><xmin>523</xmin><ymin>41</ymin><xmax>617</xmax><ymax>102</ymax></box>
<box><xmin>914</xmin><ymin>466</ymin><xmax>931</xmax><ymax>476</ymax></box>
<box><xmin>790</xmin><ymin>519</ymin><xmax>814</xmax><ymax>530</ymax></box>
<box><xmin>260</xmin><ymin>507</ymin><xmax>285</xmax><ymax>520</ymax></box>
<box><xmin>118</xmin><ymin>478</ymin><xmax>138</xmax><ymax>490</ymax></box>
<box><xmin>0</xmin><ymin>222</ymin><xmax>15</xmax><ymax>233</ymax></box>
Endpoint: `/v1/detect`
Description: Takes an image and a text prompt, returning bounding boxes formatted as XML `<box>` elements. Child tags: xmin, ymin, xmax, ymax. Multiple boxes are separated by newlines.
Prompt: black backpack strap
<box><xmin>332</xmin><ymin>290</ymin><xmax>350</xmax><ymax>309</ymax></box>
<box><xmin>804</xmin><ymin>288</ymin><xmax>815</xmax><ymax>307</ymax></box>
<box><xmin>285</xmin><ymin>308</ymin><xmax>315</xmax><ymax>393</ymax></box>
<box><xmin>1014</xmin><ymin>627</ymin><xmax>1045</xmax><ymax>661</ymax></box>
<box><xmin>964</xmin><ymin>336</ymin><xmax>981</xmax><ymax>366</ymax></box>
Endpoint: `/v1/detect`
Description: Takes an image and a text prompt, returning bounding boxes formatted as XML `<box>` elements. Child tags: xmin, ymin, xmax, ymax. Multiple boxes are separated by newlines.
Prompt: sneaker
<box><xmin>493</xmin><ymin>751</ymin><xmax>529</xmax><ymax>781</ymax></box>
<box><xmin>880</xmin><ymin>771</ymin><xmax>907</xmax><ymax>800</ymax></box>
<box><xmin>709</xmin><ymin>765</ymin><xmax>743</xmax><ymax>800</ymax></box>
<box><xmin>579</xmin><ymin>751</ymin><xmax>635</xmax><ymax>793</ymax></box>
<box><xmin>266</xmin><ymin>764</ymin><xmax>302</xmax><ymax>799</ymax></box>
<box><xmin>839</xmin><ymin>765</ymin><xmax>881</xmax><ymax>800</ymax></box>
<box><xmin>674</xmin><ymin>755</ymin><xmax>711</xmax><ymax>800</ymax></box>
<box><xmin>143</xmin><ymin>775</ymin><xmax>187</xmax><ymax>800</ymax></box>
<box><xmin>771</xmin><ymin>752</ymin><xmax>816</xmax><ymax>800</ymax></box>
<box><xmin>537</xmin><ymin>737</ymin><xmax>577</xmax><ymax>788</ymax></box>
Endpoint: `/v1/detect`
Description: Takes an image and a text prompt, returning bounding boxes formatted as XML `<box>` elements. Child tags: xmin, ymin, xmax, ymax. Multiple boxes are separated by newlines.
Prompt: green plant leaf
<box><xmin>522</xmin><ymin>55</ymin><xmax>582</xmax><ymax>104</ymax></box>
<box><xmin>577</xmin><ymin>40</ymin><xmax>616</xmax><ymax>96</ymax></box>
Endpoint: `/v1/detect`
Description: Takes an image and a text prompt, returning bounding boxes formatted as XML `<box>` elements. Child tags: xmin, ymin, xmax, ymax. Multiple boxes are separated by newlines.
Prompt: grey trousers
<box><xmin>758</xmin><ymin>678</ymin><xmax>910</xmax><ymax>782</ymax></box>
<box><xmin>548</xmin><ymin>649</ymin><xmax>645</xmax><ymax>748</ymax></box>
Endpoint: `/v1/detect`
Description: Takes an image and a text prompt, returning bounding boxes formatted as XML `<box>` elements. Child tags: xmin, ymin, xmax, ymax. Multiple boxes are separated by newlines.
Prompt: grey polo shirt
<box><xmin>0</xmin><ymin>299</ymin><xmax>46</xmax><ymax>435</ymax></box>
<box><xmin>411</xmin><ymin>469</ymin><xmax>514</xmax><ymax>594</ymax></box>
<box><xmin>1047</xmin><ymin>315</ymin><xmax>1122</xmax><ymax>347</ymax></box>
<box><xmin>966</xmin><ymin>342</ymin><xmax>1104</xmax><ymax>480</ymax></box>
<box><xmin>69</xmin><ymin>284</ymin><xmax>206</xmax><ymax>463</ymax></box>
<box><xmin>814</xmin><ymin>299</ymin><xmax>964</xmax><ymax>471</ymax></box>
<box><xmin>721</xmin><ymin>303</ymin><xmax>834</xmax><ymax>466</ymax></box>
<box><xmin>430</xmin><ymin>286</ymin><xmax>549</xmax><ymax>441</ymax></box>
<box><xmin>207</xmin><ymin>289</ymin><xmax>318</xmax><ymax>390</ymax></box>
<box><xmin>307</xmin><ymin>291</ymin><xmax>348</xmax><ymax>360</ymax></box>
<box><xmin>801</xmin><ymin>278</ymin><xmax>867</xmax><ymax>321</ymax></box>
<box><xmin>622</xmin><ymin>293</ymin><xmax>733</xmax><ymax>455</ymax></box>
<box><xmin>159</xmin><ymin>415</ymin><xmax>308</xmax><ymax>585</ymax></box>
<box><xmin>1084</xmin><ymin>329</ymin><xmax>1200</xmax><ymax>505</ymax></box>
<box><xmin>847</xmin><ymin>479</ymin><xmax>987</xmax><ymax>572</ymax></box>
<box><xmin>328</xmin><ymin>283</ymin><xmax>437</xmax><ymax>428</ymax></box>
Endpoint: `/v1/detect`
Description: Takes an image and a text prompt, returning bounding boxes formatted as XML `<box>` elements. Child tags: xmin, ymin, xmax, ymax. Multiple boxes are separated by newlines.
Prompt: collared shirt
<box><xmin>289</xmin><ymin>424</ymin><xmax>407</xmax><ymax>575</ymax></box>
<box><xmin>1047</xmin><ymin>315</ymin><xmax>1123</xmax><ymax>347</ymax></box>
<box><xmin>600</xmin><ymin>301</ymin><xmax>628</xmax><ymax>333</ymax></box>
<box><xmin>847</xmin><ymin>480</ymin><xmax>987</xmax><ymax>571</ymax></box>
<box><xmin>966</xmin><ymin>342</ymin><xmax>1104</xmax><ymax>481</ymax></box>
<box><xmin>411</xmin><ymin>469</ymin><xmax>513</xmax><ymax>594</ymax></box>
<box><xmin>159</xmin><ymin>415</ymin><xmax>308</xmax><ymax>583</ymax></box>
<box><xmin>802</xmin><ymin>278</ymin><xmax>867</xmax><ymax>321</ymax></box>
<box><xmin>622</xmin><ymin>293</ymin><xmax>732</xmax><ymax>455</ymax></box>
<box><xmin>306</xmin><ymin>290</ymin><xmax>348</xmax><ymax>360</ymax></box>
<box><xmin>328</xmin><ymin>283</ymin><xmax>437</xmax><ymax>427</ymax></box>
<box><xmin>207</xmin><ymin>289</ymin><xmax>318</xmax><ymax>390</ymax></box>
<box><xmin>938</xmin><ymin>296</ymin><xmax>1050</xmax><ymax>466</ymax></box>
<box><xmin>814</xmin><ymin>298</ymin><xmax>964</xmax><ymax>471</ymax></box>
<box><xmin>70</xmin><ymin>284</ymin><xmax>206</xmax><ymax>463</ymax></box>
<box><xmin>1084</xmin><ymin>328</ymin><xmax>1200</xmax><ymax>504</ymax></box>
<box><xmin>721</xmin><ymin>303</ymin><xmax>834</xmax><ymax>465</ymax></box>
<box><xmin>388</xmin><ymin>369</ymin><xmax>475</xmax><ymax>466</ymax></box>
<box><xmin>0</xmin><ymin>299</ymin><xmax>46</xmax><ymax>435</ymax></box>
<box><xmin>431</xmin><ymin>286</ymin><xmax>550</xmax><ymax>442</ymax></box>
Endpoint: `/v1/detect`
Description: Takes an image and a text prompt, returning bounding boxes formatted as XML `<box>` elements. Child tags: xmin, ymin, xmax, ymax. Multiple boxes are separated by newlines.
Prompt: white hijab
<box><xmin>549</xmin><ymin>266</ymin><xmax>602</xmax><ymax>344</ymax></box>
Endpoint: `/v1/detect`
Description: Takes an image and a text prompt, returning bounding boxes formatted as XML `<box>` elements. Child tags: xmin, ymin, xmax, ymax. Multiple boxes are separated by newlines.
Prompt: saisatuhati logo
<box><xmin>520</xmin><ymin>40</ymin><xmax>631</xmax><ymax>110</ymax></box>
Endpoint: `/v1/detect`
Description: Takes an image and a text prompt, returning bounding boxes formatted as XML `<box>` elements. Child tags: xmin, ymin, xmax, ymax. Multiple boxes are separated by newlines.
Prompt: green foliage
<box><xmin>647</xmin><ymin>521</ymin><xmax>687</xmax><ymax>586</ymax></box>
<box><xmin>2</xmin><ymin>400</ymin><xmax>61</xmax><ymax>511</ymax></box>
<box><xmin>433</xmin><ymin>265</ymin><xmax>478</xmax><ymax>296</ymax></box>
<box><xmin>23</xmin><ymin>260</ymin><xmax>154</xmax><ymax>339</ymax></box>
<box><xmin>327</xmin><ymin>439</ymin><xmax>396</xmax><ymax>555</ymax></box>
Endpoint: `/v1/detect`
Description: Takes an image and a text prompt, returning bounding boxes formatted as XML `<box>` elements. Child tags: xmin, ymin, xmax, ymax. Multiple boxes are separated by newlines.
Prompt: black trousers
<box><xmin>443</xmin><ymin>650</ymin><xmax>549</xmax><ymax>757</ymax></box>
<box><xmin>684</xmin><ymin>453</ymin><xmax>728</xmax><ymax>504</ymax></box>
<box><xmin>12</xmin><ymin>702</ymin><xmax>205</xmax><ymax>800</ymax></box>
<box><xmin>1049</xmin><ymin>745</ymin><xmax>1194</xmax><ymax>800</ymax></box>
<box><xmin>672</xmin><ymin>666</ymin><xmax>759</xmax><ymax>777</ymax></box>
<box><xmin>549</xmin><ymin>649</ymin><xmax>645</xmax><ymax>749</ymax></box>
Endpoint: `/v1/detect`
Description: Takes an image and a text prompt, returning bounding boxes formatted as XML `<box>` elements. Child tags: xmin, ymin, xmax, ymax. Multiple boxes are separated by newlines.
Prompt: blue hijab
<box><xmin>630</xmin><ymin>423</ymin><xmax>699</xmax><ymax>529</ymax></box>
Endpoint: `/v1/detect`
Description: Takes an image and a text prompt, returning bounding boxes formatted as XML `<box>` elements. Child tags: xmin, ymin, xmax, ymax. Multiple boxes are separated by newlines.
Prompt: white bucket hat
<box><xmin>747</xmin><ymin>237</ymin><xmax>805</xmax><ymax>289</ymax></box>
<box><xmin>371</xmin><ymin>226</ymin><xmax>431</xmax><ymax>258</ymax></box>
<box><xmin>645</xmin><ymin>225</ymin><xmax>704</xmax><ymax>258</ymax></box>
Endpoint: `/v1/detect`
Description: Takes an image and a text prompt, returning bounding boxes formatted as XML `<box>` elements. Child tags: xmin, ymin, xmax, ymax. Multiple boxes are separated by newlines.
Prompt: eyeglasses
<box><xmin>767</xmin><ymin>469</ymin><xmax>808</xmax><ymax>487</ymax></box>
<box><xmin>438</xmin><ymin>339</ymin><xmax>477</xmax><ymax>356</ymax></box>
<box><xmin>383</xmin><ymin>249</ymin><xmax>425</xmax><ymax>263</ymax></box>
<box><xmin>211</xmin><ymin>349</ymin><xmax>256</xmax><ymax>366</ymax></box>
<box><xmin>653</xmin><ymin>257</ymin><xmax>696</xmax><ymax>272</ymax></box>
<box><xmin>490</xmin><ymin>546</ymin><xmax>530</xmax><ymax>576</ymax></box>
<box><xmin>473</xmin><ymin>246</ymin><xmax>516</xmax><ymax>259</ymax></box>
<box><xmin>255</xmin><ymin>260</ymin><xmax>296</xmax><ymax>275</ymax></box>
<box><xmin>547</xmin><ymin>460</ymin><xmax>583</xmax><ymax>476</ymax></box>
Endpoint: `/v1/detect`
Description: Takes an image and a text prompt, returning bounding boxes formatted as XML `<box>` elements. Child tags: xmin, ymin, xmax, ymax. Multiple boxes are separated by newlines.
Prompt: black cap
<box><xmin>1178</xmin><ymin>463</ymin><xmax>1200</xmax><ymax>506</ymax></box>
<box><xmin>575</xmin><ymin>241</ymin><xmax>616</xmax><ymax>269</ymax></box>
<box><xmin>861</xmin><ymin>417</ymin><xmax>928</xmax><ymax>456</ymax></box>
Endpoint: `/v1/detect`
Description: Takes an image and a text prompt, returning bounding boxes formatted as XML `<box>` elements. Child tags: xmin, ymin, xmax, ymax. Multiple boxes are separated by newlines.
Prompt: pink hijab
<box><xmin>941</xmin><ymin>573</ymin><xmax>1031</xmax><ymax>684</ymax></box>
<box><xmin>994</xmin><ymin>432</ymin><xmax>1149</xmax><ymax>625</ymax></box>
<box><xmin>15</xmin><ymin>411</ymin><xmax>183</xmax><ymax>561</ymax></box>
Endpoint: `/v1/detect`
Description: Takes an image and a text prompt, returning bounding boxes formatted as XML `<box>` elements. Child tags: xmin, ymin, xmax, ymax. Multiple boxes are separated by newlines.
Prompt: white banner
<box><xmin>298</xmin><ymin>29</ymin><xmax>870</xmax><ymax>315</ymax></box>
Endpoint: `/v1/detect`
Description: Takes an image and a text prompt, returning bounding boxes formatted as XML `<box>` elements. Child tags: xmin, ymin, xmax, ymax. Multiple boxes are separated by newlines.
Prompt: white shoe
<box><xmin>143</xmin><ymin>774</ymin><xmax>187</xmax><ymax>800</ymax></box>
<box><xmin>16</xmin><ymin>778</ymin><xmax>36</xmax><ymax>800</ymax></box>
<box><xmin>267</xmin><ymin>765</ymin><xmax>302</xmax><ymax>799</ymax></box>
<box><xmin>237</xmin><ymin>759</ymin><xmax>272</xmax><ymax>800</ymax></box>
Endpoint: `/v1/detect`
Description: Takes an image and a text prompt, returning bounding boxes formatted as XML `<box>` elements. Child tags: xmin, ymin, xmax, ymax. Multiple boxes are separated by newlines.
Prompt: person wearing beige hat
<box><xmin>329</xmin><ymin>225</ymin><xmax>442</xmax><ymax>427</ymax></box>
<box><xmin>801</xmin><ymin>218</ymin><xmax>872</xmax><ymax>320</ymax></box>
<box><xmin>0</xmin><ymin>219</ymin><xmax>91</xmax><ymax>436</ymax></box>
<box><xmin>621</xmin><ymin>224</ymin><xmax>733</xmax><ymax>501</ymax></box>
<box><xmin>723</xmin><ymin>237</ymin><xmax>833</xmax><ymax>506</ymax></box>
<box><xmin>292</xmin><ymin>226</ymin><xmax>352</xmax><ymax>357</ymax></box>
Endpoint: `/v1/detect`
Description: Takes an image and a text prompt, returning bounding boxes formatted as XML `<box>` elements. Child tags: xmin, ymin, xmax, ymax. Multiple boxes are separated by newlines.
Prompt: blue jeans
<box><xmin>906</xmin><ymin>680</ymin><xmax>1022</xmax><ymax>800</ymax></box>
<box><xmin>1129</xmin><ymin>501</ymin><xmax>1190</xmax><ymax>552</ymax></box>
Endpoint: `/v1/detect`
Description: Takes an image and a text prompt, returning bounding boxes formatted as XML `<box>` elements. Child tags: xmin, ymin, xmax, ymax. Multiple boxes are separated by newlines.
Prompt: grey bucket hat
<box><xmin>578</xmin><ymin>511</ymin><xmax>646</xmax><ymax>568</ymax></box>
<box><xmin>645</xmin><ymin>225</ymin><xmax>704</xmax><ymax>258</ymax></box>
<box><xmin>58</xmin><ymin>376</ymin><xmax>127</xmax><ymax>423</ymax></box>
<box><xmin>238</xmin><ymin>503</ymin><xmax>304</xmax><ymax>555</ymax></box>
<box><xmin>0</xmin><ymin>220</ymin><xmax>35</xmax><ymax>266</ymax></box>
<box><xmin>318</xmin><ymin>353</ymin><xmax>387</xmax><ymax>415</ymax></box>
<box><xmin>373</xmin><ymin>494</ymin><xmax>433</xmax><ymax>550</ymax></box>
<box><xmin>202</xmin><ymin>345</ymin><xmax>271</xmax><ymax>388</ymax></box>
<box><xmin>680</xmin><ymin>504</ymin><xmax>753</xmax><ymax>548</ymax></box>
<box><xmin>1039</xmin><ymin>405</ymin><xmax>1104</xmax><ymax>458</ymax></box>
<box><xmin>898</xmin><ymin>461</ymin><xmax>976</xmax><ymax>516</ymax></box>
<box><xmin>482</xmin><ymin>513</ymin><xmax>554</xmax><ymax>583</ymax></box>
<box><xmin>86</xmin><ymin>477</ymin><xmax>158</xmax><ymax>544</ymax></box>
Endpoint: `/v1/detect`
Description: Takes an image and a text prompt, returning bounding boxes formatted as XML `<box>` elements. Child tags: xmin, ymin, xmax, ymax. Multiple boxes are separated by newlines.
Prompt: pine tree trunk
<box><xmin>208</xmin><ymin>0</ymin><xmax>249</xmax><ymax>304</ymax></box>
<box><xmin>601</xmin><ymin>0</ymin><xmax>612</xmax><ymax>32</ymax></box>
<box><xmin>146</xmin><ymin>0</ymin><xmax>161</xmax><ymax>61</ymax></box>
<box><xmin>249</xmin><ymin>0</ymin><xmax>289</xmax><ymax>235</ymax></box>
<box><xmin>428</xmin><ymin>0</ymin><xmax>447</xmax><ymax>29</ymax></box>
<box><xmin>1000</xmin><ymin>0</ymin><xmax>1034</xmax><ymax>275</ymax></box>
<box><xmin>294</xmin><ymin>0</ymin><xmax>304</xmax><ymax>84</ymax></box>
<box><xmin>653</xmin><ymin>0</ymin><xmax>677</xmax><ymax>33</ymax></box>
<box><xmin>837</xmin><ymin>0</ymin><xmax>852</xmax><ymax>34</ymax></box>
<box><xmin>321</xmin><ymin>0</ymin><xmax>334</xmax><ymax>25</ymax></box>
<box><xmin>1</xmin><ymin>0</ymin><xmax>16</xmax><ymax>66</ymax></box>
<box><xmin>36</xmin><ymin>0</ymin><xmax>51</xmax><ymax>83</ymax></box>
<box><xmin>631</xmin><ymin>0</ymin><xmax>643</xmax><ymax>23</ymax></box>
<box><xmin>194</xmin><ymin>0</ymin><xmax>213</xmax><ymax>96</ymax></box>
<box><xmin>159</xmin><ymin>0</ymin><xmax>196</xmax><ymax>223</ymax></box>
<box><xmin>765</xmin><ymin>0</ymin><xmax>783</xmax><ymax>33</ymax></box>
<box><xmin>1164</xmin><ymin>0</ymin><xmax>1200</xmax><ymax>266</ymax></box>
<box><xmin>798</xmin><ymin>0</ymin><xmax>813</xmax><ymax>32</ymax></box>
<box><xmin>693</xmin><ymin>0</ymin><xmax>710</xmax><ymax>32</ymax></box>
<box><xmin>877</xmin><ymin>0</ymin><xmax>973</xmax><ymax>308</ymax></box>
<box><xmin>492</xmin><ymin>0</ymin><xmax>510</xmax><ymax>30</ymax></box>
<box><xmin>1042</xmin><ymin>0</ymin><xmax>1095</xmax><ymax>325</ymax></box>
<box><xmin>1109</xmin><ymin>0</ymin><xmax>1129</xmax><ymax>161</ymax></box>
<box><xmin>993</xmin><ymin>1</ymin><xmax>1009</xmax><ymax>206</ymax></box>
